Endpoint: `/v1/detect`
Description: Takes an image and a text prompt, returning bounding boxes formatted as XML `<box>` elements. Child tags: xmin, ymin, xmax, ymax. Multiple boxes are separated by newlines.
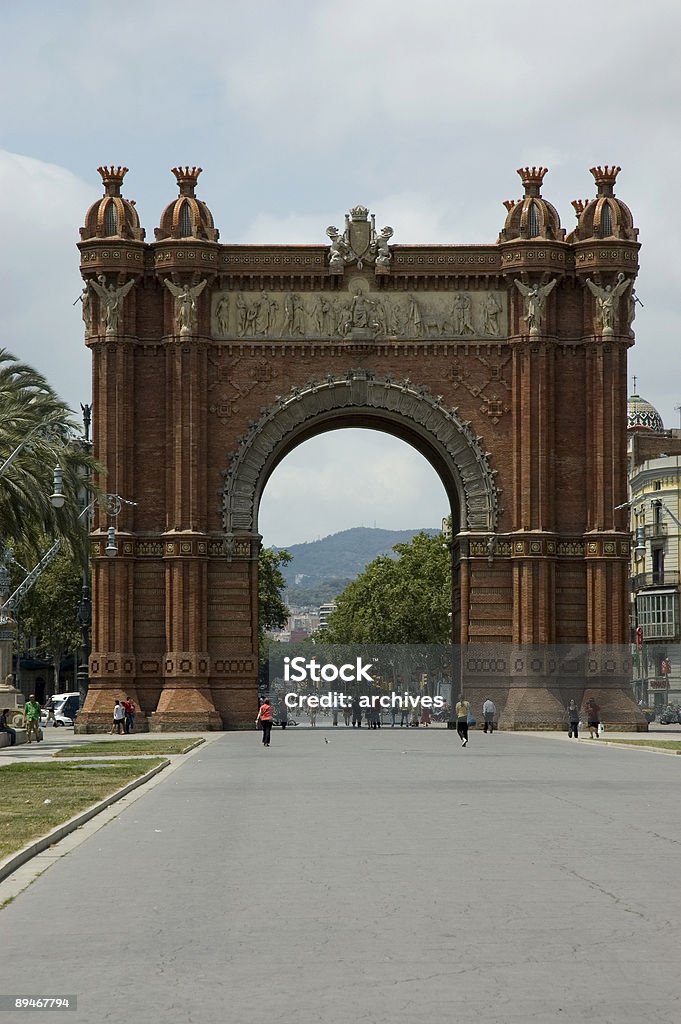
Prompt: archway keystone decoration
<box><xmin>75</xmin><ymin>165</ymin><xmax>645</xmax><ymax>731</ymax></box>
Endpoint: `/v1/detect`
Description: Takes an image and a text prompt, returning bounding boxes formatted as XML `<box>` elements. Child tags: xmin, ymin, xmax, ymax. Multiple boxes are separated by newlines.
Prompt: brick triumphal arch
<box><xmin>76</xmin><ymin>164</ymin><xmax>645</xmax><ymax>731</ymax></box>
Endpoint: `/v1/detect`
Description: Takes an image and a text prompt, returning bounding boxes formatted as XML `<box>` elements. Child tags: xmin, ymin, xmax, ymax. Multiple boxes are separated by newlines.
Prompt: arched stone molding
<box><xmin>222</xmin><ymin>370</ymin><xmax>501</xmax><ymax>537</ymax></box>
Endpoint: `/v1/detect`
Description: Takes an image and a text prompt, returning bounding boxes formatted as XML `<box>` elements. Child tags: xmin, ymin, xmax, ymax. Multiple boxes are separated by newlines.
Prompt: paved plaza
<box><xmin>1</xmin><ymin>726</ymin><xmax>680</xmax><ymax>1023</ymax></box>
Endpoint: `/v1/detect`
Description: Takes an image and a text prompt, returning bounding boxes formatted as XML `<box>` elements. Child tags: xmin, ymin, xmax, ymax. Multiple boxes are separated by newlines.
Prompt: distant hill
<box><xmin>274</xmin><ymin>526</ymin><xmax>440</xmax><ymax>606</ymax></box>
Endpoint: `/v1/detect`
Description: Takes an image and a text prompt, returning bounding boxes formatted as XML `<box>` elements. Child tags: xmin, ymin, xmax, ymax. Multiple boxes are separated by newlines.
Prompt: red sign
<box><xmin>635</xmin><ymin>626</ymin><xmax>643</xmax><ymax>651</ymax></box>
<box><xmin>661</xmin><ymin>658</ymin><xmax>672</xmax><ymax>676</ymax></box>
<box><xmin>649</xmin><ymin>679</ymin><xmax>669</xmax><ymax>690</ymax></box>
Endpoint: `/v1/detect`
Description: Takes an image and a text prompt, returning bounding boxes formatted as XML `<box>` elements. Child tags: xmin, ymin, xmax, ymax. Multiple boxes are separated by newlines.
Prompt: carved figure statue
<box><xmin>291</xmin><ymin>294</ymin><xmax>306</xmax><ymax>336</ymax></box>
<box><xmin>164</xmin><ymin>279</ymin><xmax>207</xmax><ymax>335</ymax></box>
<box><xmin>584</xmin><ymin>273</ymin><xmax>631</xmax><ymax>333</ymax></box>
<box><xmin>389</xmin><ymin>301</ymin><xmax>407</xmax><ymax>336</ymax></box>
<box><xmin>373</xmin><ymin>226</ymin><xmax>394</xmax><ymax>268</ymax></box>
<box><xmin>79</xmin><ymin>284</ymin><xmax>93</xmax><ymax>334</ymax></box>
<box><xmin>326</xmin><ymin>226</ymin><xmax>350</xmax><ymax>269</ymax></box>
<box><xmin>90</xmin><ymin>275</ymin><xmax>136</xmax><ymax>335</ymax></box>
<box><xmin>215</xmin><ymin>295</ymin><xmax>230</xmax><ymax>335</ymax></box>
<box><xmin>482</xmin><ymin>292</ymin><xmax>503</xmax><ymax>337</ymax></box>
<box><xmin>255</xmin><ymin>292</ymin><xmax>277</xmax><ymax>335</ymax></box>
<box><xmin>626</xmin><ymin>284</ymin><xmax>638</xmax><ymax>333</ymax></box>
<box><xmin>236</xmin><ymin>294</ymin><xmax>248</xmax><ymax>337</ymax></box>
<box><xmin>313</xmin><ymin>297</ymin><xmax>334</xmax><ymax>336</ymax></box>
<box><xmin>407</xmin><ymin>295</ymin><xmax>423</xmax><ymax>337</ymax></box>
<box><xmin>514</xmin><ymin>278</ymin><xmax>557</xmax><ymax>334</ymax></box>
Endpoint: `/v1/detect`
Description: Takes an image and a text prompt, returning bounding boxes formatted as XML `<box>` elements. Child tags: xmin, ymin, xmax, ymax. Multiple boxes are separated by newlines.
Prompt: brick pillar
<box><xmin>208</xmin><ymin>536</ymin><xmax>260</xmax><ymax>728</ymax></box>
<box><xmin>78</xmin><ymin>335</ymin><xmax>142</xmax><ymax>732</ymax></box>
<box><xmin>151</xmin><ymin>339</ymin><xmax>221</xmax><ymax>730</ymax></box>
<box><xmin>505</xmin><ymin>323</ymin><xmax>564</xmax><ymax>725</ymax></box>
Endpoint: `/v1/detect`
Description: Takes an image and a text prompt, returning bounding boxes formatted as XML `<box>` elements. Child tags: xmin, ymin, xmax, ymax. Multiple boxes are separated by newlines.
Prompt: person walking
<box><xmin>566</xmin><ymin>699</ymin><xmax>580</xmax><ymax>739</ymax></box>
<box><xmin>256</xmin><ymin>697</ymin><xmax>273</xmax><ymax>747</ymax></box>
<box><xmin>586</xmin><ymin>698</ymin><xmax>601</xmax><ymax>739</ymax></box>
<box><xmin>279</xmin><ymin>700</ymin><xmax>288</xmax><ymax>730</ymax></box>
<box><xmin>23</xmin><ymin>694</ymin><xmax>42</xmax><ymax>743</ymax></box>
<box><xmin>351</xmin><ymin>696</ymin><xmax>362</xmax><ymax>728</ymax></box>
<box><xmin>482</xmin><ymin>697</ymin><xmax>496</xmax><ymax>734</ymax></box>
<box><xmin>123</xmin><ymin>697</ymin><xmax>136</xmax><ymax>734</ymax></box>
<box><xmin>455</xmin><ymin>695</ymin><xmax>471</xmax><ymax>747</ymax></box>
<box><xmin>111</xmin><ymin>700</ymin><xmax>126</xmax><ymax>735</ymax></box>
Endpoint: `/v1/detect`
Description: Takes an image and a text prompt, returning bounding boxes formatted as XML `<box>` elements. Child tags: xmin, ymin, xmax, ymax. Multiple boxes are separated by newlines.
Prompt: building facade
<box><xmin>627</xmin><ymin>398</ymin><xmax>681</xmax><ymax>709</ymax></box>
<box><xmin>75</xmin><ymin>164</ymin><xmax>645</xmax><ymax>731</ymax></box>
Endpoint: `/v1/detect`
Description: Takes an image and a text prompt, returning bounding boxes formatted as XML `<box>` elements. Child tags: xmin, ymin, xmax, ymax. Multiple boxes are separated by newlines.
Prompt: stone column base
<box><xmin>150</xmin><ymin>684</ymin><xmax>222</xmax><ymax>732</ymax></box>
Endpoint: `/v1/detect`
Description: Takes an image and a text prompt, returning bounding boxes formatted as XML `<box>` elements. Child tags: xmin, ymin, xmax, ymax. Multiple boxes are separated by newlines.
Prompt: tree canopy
<box><xmin>321</xmin><ymin>530</ymin><xmax>451</xmax><ymax>644</ymax></box>
<box><xmin>0</xmin><ymin>348</ymin><xmax>97</xmax><ymax>565</ymax></box>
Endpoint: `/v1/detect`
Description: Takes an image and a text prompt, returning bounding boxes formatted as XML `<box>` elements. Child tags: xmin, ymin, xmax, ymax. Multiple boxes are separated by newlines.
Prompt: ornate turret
<box><xmin>498</xmin><ymin>167</ymin><xmax>565</xmax><ymax>242</ymax></box>
<box><xmin>569</xmin><ymin>166</ymin><xmax>638</xmax><ymax>241</ymax></box>
<box><xmin>80</xmin><ymin>166</ymin><xmax>145</xmax><ymax>241</ymax></box>
<box><xmin>154</xmin><ymin>167</ymin><xmax>219</xmax><ymax>241</ymax></box>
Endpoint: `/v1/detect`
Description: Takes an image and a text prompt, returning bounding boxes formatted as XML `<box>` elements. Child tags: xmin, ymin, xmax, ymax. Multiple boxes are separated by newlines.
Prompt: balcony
<box><xmin>631</xmin><ymin>570</ymin><xmax>680</xmax><ymax>591</ymax></box>
<box><xmin>644</xmin><ymin>522</ymin><xmax>667</xmax><ymax>540</ymax></box>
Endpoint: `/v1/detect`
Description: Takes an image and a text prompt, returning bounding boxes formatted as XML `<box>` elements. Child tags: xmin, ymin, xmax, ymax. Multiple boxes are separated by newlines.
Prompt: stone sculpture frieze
<box><xmin>211</xmin><ymin>286</ymin><xmax>508</xmax><ymax>341</ymax></box>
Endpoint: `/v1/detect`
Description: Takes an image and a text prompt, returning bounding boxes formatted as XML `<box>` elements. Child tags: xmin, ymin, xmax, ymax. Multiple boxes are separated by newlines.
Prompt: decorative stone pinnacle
<box><xmin>571</xmin><ymin>199</ymin><xmax>589</xmax><ymax>217</ymax></box>
<box><xmin>97</xmin><ymin>166</ymin><xmax>128</xmax><ymax>197</ymax></box>
<box><xmin>517</xmin><ymin>166</ymin><xmax>548</xmax><ymax>197</ymax></box>
<box><xmin>590</xmin><ymin>165</ymin><xmax>620</xmax><ymax>196</ymax></box>
<box><xmin>503</xmin><ymin>199</ymin><xmax>517</xmax><ymax>212</ymax></box>
<box><xmin>349</xmin><ymin>204</ymin><xmax>369</xmax><ymax>221</ymax></box>
<box><xmin>172</xmin><ymin>166</ymin><xmax>203</xmax><ymax>197</ymax></box>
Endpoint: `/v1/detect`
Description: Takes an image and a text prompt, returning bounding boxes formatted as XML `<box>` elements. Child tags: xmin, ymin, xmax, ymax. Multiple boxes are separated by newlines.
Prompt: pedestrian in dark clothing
<box><xmin>279</xmin><ymin>701</ymin><xmax>288</xmax><ymax>730</ymax></box>
<box><xmin>586</xmin><ymin>699</ymin><xmax>601</xmax><ymax>739</ymax></box>
<box><xmin>352</xmin><ymin>698</ymin><xmax>362</xmax><ymax>728</ymax></box>
<box><xmin>0</xmin><ymin>708</ymin><xmax>17</xmax><ymax>746</ymax></box>
<box><xmin>566</xmin><ymin>699</ymin><xmax>580</xmax><ymax>739</ymax></box>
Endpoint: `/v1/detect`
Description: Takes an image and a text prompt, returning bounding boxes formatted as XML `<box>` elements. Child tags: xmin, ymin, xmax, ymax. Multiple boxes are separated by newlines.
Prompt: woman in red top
<box><xmin>256</xmin><ymin>699</ymin><xmax>273</xmax><ymax>747</ymax></box>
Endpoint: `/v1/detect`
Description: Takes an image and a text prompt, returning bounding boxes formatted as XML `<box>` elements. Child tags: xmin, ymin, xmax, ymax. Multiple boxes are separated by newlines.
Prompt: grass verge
<box><xmin>0</xmin><ymin>759</ymin><xmax>167</xmax><ymax>859</ymax></box>
<box><xmin>605</xmin><ymin>739</ymin><xmax>681</xmax><ymax>752</ymax></box>
<box><xmin>53</xmin><ymin>738</ymin><xmax>204</xmax><ymax>758</ymax></box>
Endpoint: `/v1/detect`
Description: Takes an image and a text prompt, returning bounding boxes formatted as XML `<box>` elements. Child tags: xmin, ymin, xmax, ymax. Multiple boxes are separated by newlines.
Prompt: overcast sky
<box><xmin>1</xmin><ymin>0</ymin><xmax>679</xmax><ymax>545</ymax></box>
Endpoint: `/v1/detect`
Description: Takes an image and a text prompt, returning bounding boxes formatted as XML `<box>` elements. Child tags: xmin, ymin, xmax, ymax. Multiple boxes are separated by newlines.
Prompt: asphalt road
<box><xmin>1</xmin><ymin>727</ymin><xmax>680</xmax><ymax>1024</ymax></box>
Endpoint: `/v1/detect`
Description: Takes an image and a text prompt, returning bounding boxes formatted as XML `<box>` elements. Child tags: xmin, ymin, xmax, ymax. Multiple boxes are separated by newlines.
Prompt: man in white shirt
<box><xmin>482</xmin><ymin>697</ymin><xmax>496</xmax><ymax>734</ymax></box>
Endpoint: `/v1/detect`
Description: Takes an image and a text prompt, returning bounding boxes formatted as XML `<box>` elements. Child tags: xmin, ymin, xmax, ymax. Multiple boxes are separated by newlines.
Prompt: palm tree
<box><xmin>0</xmin><ymin>347</ymin><xmax>97</xmax><ymax>565</ymax></box>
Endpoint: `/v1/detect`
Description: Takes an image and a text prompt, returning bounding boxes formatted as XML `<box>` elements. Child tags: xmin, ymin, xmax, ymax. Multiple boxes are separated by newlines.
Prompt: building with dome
<box><xmin>627</xmin><ymin>390</ymin><xmax>681</xmax><ymax>710</ymax></box>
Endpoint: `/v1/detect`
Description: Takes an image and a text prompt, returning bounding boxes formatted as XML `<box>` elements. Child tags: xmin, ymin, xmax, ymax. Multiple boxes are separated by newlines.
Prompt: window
<box><xmin>600</xmin><ymin>201</ymin><xmax>612</xmax><ymax>236</ymax></box>
<box><xmin>636</xmin><ymin>592</ymin><xmax>679</xmax><ymax>640</ymax></box>
<box><xmin>527</xmin><ymin>201</ymin><xmax>540</xmax><ymax>238</ymax></box>
<box><xmin>179</xmin><ymin>201</ymin><xmax>193</xmax><ymax>237</ymax></box>
<box><xmin>104</xmin><ymin>201</ymin><xmax>118</xmax><ymax>236</ymax></box>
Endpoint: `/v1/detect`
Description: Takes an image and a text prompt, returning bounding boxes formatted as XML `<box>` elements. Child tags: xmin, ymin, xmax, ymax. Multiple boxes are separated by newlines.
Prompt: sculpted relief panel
<box><xmin>211</xmin><ymin>286</ymin><xmax>508</xmax><ymax>341</ymax></box>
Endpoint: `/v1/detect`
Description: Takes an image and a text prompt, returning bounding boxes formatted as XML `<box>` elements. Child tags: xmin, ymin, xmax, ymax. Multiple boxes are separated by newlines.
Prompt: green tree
<box><xmin>259</xmin><ymin>547</ymin><xmax>292</xmax><ymax>634</ymax></box>
<box><xmin>322</xmin><ymin>531</ymin><xmax>451</xmax><ymax>644</ymax></box>
<box><xmin>15</xmin><ymin>552</ymin><xmax>83</xmax><ymax>687</ymax></box>
<box><xmin>0</xmin><ymin>347</ymin><xmax>97</xmax><ymax>564</ymax></box>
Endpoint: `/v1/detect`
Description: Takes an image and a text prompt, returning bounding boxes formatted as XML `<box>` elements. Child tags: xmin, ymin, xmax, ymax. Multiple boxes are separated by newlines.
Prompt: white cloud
<box><xmin>259</xmin><ymin>429</ymin><xmax>449</xmax><ymax>546</ymax></box>
<box><xmin>0</xmin><ymin>150</ymin><xmax>97</xmax><ymax>414</ymax></box>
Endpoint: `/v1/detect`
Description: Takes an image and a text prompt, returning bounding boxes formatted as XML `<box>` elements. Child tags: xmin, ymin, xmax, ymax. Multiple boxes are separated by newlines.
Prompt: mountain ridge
<box><xmin>273</xmin><ymin>526</ymin><xmax>440</xmax><ymax>605</ymax></box>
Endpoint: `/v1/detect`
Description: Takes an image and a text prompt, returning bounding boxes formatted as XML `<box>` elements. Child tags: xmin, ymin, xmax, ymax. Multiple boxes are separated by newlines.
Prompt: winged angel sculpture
<box><xmin>89</xmin><ymin>275</ymin><xmax>136</xmax><ymax>334</ymax></box>
<box><xmin>164</xmin><ymin>279</ymin><xmax>208</xmax><ymax>335</ymax></box>
<box><xmin>513</xmin><ymin>278</ymin><xmax>557</xmax><ymax>335</ymax></box>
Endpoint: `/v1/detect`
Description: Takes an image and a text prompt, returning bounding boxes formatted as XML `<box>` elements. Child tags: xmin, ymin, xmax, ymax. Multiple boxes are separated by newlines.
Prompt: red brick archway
<box><xmin>75</xmin><ymin>165</ymin><xmax>646</xmax><ymax>731</ymax></box>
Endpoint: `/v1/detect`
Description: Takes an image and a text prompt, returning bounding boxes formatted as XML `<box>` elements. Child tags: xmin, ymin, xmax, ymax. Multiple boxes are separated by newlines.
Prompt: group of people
<box><xmin>110</xmin><ymin>698</ymin><xmax>136</xmax><ymax>735</ymax></box>
<box><xmin>0</xmin><ymin>695</ymin><xmax>44</xmax><ymax>745</ymax></box>
<box><xmin>566</xmin><ymin>698</ymin><xmax>601</xmax><ymax>739</ymax></box>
